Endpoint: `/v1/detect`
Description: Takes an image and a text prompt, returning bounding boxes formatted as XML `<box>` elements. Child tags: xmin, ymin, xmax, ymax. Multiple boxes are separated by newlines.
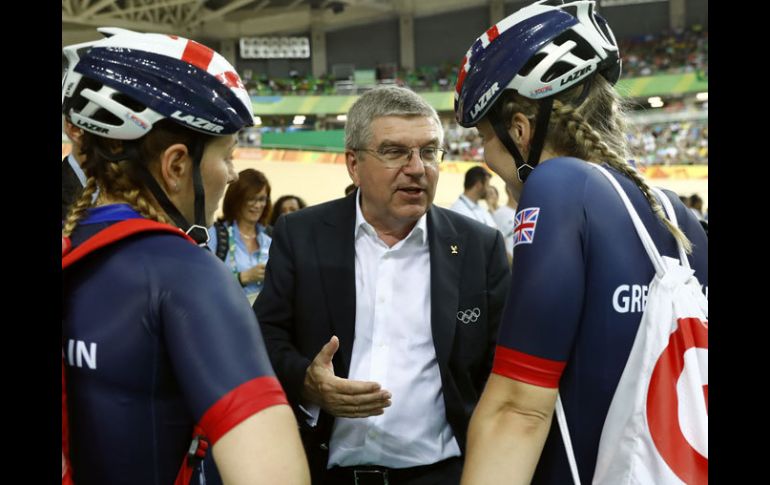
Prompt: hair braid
<box><xmin>550</xmin><ymin>101</ymin><xmax>693</xmax><ymax>253</ymax></box>
<box><xmin>62</xmin><ymin>176</ymin><xmax>99</xmax><ymax>237</ymax></box>
<box><xmin>102</xmin><ymin>160</ymin><xmax>169</xmax><ymax>224</ymax></box>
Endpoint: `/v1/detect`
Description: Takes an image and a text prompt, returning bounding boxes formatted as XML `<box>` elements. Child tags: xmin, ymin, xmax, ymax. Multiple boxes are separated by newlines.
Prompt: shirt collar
<box><xmin>232</xmin><ymin>221</ymin><xmax>267</xmax><ymax>245</ymax></box>
<box><xmin>354</xmin><ymin>188</ymin><xmax>428</xmax><ymax>246</ymax></box>
<box><xmin>460</xmin><ymin>194</ymin><xmax>480</xmax><ymax>209</ymax></box>
<box><xmin>68</xmin><ymin>153</ymin><xmax>87</xmax><ymax>188</ymax></box>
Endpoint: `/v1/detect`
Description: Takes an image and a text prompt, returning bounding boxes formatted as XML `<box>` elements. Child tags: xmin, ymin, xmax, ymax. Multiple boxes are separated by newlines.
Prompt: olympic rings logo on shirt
<box><xmin>457</xmin><ymin>307</ymin><xmax>481</xmax><ymax>324</ymax></box>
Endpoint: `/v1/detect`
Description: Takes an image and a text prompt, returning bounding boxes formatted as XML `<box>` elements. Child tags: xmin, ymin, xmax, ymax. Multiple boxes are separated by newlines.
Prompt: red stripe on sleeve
<box><xmin>492</xmin><ymin>345</ymin><xmax>566</xmax><ymax>388</ymax></box>
<box><xmin>181</xmin><ymin>40</ymin><xmax>215</xmax><ymax>71</ymax></box>
<box><xmin>199</xmin><ymin>376</ymin><xmax>288</xmax><ymax>445</ymax></box>
<box><xmin>486</xmin><ymin>25</ymin><xmax>500</xmax><ymax>43</ymax></box>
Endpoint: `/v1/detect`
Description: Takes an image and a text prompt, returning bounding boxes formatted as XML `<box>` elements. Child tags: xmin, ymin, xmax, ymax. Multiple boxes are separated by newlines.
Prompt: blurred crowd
<box><xmin>243</xmin><ymin>26</ymin><xmax>708</xmax><ymax>96</ymax></box>
<box><xmin>619</xmin><ymin>25</ymin><xmax>708</xmax><ymax>78</ymax></box>
<box><xmin>627</xmin><ymin>119</ymin><xmax>708</xmax><ymax>166</ymax></box>
<box><xmin>444</xmin><ymin>117</ymin><xmax>708</xmax><ymax>165</ymax></box>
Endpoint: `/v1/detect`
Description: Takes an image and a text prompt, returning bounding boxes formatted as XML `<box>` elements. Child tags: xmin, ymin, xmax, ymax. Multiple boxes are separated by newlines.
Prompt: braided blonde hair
<box><xmin>62</xmin><ymin>120</ymin><xmax>210</xmax><ymax>237</ymax></box>
<box><xmin>494</xmin><ymin>76</ymin><xmax>692</xmax><ymax>253</ymax></box>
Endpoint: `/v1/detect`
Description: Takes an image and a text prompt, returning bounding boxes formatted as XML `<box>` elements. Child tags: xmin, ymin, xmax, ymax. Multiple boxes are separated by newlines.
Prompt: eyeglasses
<box><xmin>245</xmin><ymin>195</ymin><xmax>268</xmax><ymax>205</ymax></box>
<box><xmin>354</xmin><ymin>145</ymin><xmax>446</xmax><ymax>169</ymax></box>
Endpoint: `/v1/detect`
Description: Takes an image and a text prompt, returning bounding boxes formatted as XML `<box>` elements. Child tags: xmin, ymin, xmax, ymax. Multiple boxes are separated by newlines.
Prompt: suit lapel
<box><xmin>428</xmin><ymin>208</ymin><xmax>465</xmax><ymax>367</ymax></box>
<box><xmin>317</xmin><ymin>194</ymin><xmax>357</xmax><ymax>377</ymax></box>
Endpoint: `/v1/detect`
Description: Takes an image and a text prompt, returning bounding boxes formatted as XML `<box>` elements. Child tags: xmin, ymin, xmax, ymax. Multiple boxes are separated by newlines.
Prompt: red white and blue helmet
<box><xmin>62</xmin><ymin>27</ymin><xmax>254</xmax><ymax>140</ymax></box>
<box><xmin>455</xmin><ymin>0</ymin><xmax>621</xmax><ymax>128</ymax></box>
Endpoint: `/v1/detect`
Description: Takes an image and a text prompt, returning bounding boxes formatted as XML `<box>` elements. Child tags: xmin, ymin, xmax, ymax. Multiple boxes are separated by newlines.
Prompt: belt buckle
<box><xmin>353</xmin><ymin>469</ymin><xmax>389</xmax><ymax>485</ymax></box>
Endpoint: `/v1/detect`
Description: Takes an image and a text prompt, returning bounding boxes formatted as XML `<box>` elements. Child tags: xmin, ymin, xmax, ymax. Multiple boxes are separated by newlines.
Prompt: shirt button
<box><xmin>368</xmin><ymin>429</ymin><xmax>377</xmax><ymax>439</ymax></box>
<box><xmin>378</xmin><ymin>296</ymin><xmax>385</xmax><ymax>304</ymax></box>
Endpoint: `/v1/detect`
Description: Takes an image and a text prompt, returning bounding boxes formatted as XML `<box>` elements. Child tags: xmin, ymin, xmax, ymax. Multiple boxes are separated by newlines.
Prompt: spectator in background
<box><xmin>208</xmin><ymin>169</ymin><xmax>273</xmax><ymax>305</ymax></box>
<box><xmin>449</xmin><ymin>166</ymin><xmax>499</xmax><ymax>229</ymax></box>
<box><xmin>485</xmin><ymin>185</ymin><xmax>500</xmax><ymax>214</ymax></box>
<box><xmin>627</xmin><ymin>119</ymin><xmax>708</xmax><ymax>166</ymax></box>
<box><xmin>688</xmin><ymin>193</ymin><xmax>704</xmax><ymax>220</ymax></box>
<box><xmin>619</xmin><ymin>26</ymin><xmax>707</xmax><ymax>78</ymax></box>
<box><xmin>270</xmin><ymin>194</ymin><xmax>307</xmax><ymax>227</ymax></box>
<box><xmin>688</xmin><ymin>193</ymin><xmax>708</xmax><ymax>236</ymax></box>
<box><xmin>492</xmin><ymin>184</ymin><xmax>518</xmax><ymax>264</ymax></box>
<box><xmin>62</xmin><ymin>118</ymin><xmax>87</xmax><ymax>220</ymax></box>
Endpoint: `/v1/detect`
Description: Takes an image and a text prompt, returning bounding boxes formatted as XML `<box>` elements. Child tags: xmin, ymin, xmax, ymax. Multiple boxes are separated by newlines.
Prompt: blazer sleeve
<box><xmin>254</xmin><ymin>214</ymin><xmax>311</xmax><ymax>410</ymax></box>
<box><xmin>480</xmin><ymin>229</ymin><xmax>511</xmax><ymax>389</ymax></box>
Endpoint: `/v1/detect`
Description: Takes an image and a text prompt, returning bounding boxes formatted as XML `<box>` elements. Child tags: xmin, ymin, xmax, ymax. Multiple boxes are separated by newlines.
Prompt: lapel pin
<box><xmin>450</xmin><ymin>245</ymin><xmax>458</xmax><ymax>254</ymax></box>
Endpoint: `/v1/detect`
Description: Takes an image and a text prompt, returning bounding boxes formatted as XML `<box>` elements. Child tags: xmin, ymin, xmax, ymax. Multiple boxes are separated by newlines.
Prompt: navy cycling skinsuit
<box><xmin>491</xmin><ymin>158</ymin><xmax>708</xmax><ymax>484</ymax></box>
<box><xmin>62</xmin><ymin>204</ymin><xmax>287</xmax><ymax>485</ymax></box>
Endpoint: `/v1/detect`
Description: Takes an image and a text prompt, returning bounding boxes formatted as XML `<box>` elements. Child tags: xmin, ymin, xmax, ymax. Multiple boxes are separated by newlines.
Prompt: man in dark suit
<box><xmin>62</xmin><ymin>118</ymin><xmax>86</xmax><ymax>220</ymax></box>
<box><xmin>256</xmin><ymin>86</ymin><xmax>509</xmax><ymax>485</ymax></box>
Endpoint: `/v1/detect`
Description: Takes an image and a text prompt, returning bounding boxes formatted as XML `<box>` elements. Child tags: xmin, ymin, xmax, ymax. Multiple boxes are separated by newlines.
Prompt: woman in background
<box><xmin>209</xmin><ymin>169</ymin><xmax>272</xmax><ymax>304</ymax></box>
<box><xmin>269</xmin><ymin>194</ymin><xmax>307</xmax><ymax>227</ymax></box>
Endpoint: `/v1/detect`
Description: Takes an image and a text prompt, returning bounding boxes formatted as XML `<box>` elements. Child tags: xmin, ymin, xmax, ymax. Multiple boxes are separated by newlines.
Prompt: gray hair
<box><xmin>344</xmin><ymin>86</ymin><xmax>443</xmax><ymax>149</ymax></box>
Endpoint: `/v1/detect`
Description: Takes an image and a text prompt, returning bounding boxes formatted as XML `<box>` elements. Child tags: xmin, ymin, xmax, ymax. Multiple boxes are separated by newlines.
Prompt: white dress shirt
<box><xmin>327</xmin><ymin>191</ymin><xmax>461</xmax><ymax>468</ymax></box>
<box><xmin>449</xmin><ymin>194</ymin><xmax>498</xmax><ymax>229</ymax></box>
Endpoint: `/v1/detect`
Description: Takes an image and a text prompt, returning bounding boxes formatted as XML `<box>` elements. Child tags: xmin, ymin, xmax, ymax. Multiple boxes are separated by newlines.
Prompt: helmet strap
<box><xmin>187</xmin><ymin>138</ymin><xmax>210</xmax><ymax>246</ymax></box>
<box><xmin>97</xmin><ymin>141</ymin><xmax>210</xmax><ymax>246</ymax></box>
<box><xmin>488</xmin><ymin>109</ymin><xmax>530</xmax><ymax>182</ymax></box>
<box><xmin>488</xmin><ymin>96</ymin><xmax>554</xmax><ymax>183</ymax></box>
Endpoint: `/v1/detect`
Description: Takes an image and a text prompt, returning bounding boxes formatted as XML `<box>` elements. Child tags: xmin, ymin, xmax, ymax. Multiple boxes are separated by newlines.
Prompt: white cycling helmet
<box><xmin>61</xmin><ymin>28</ymin><xmax>255</xmax><ymax>243</ymax></box>
<box><xmin>454</xmin><ymin>0</ymin><xmax>621</xmax><ymax>182</ymax></box>
<box><xmin>62</xmin><ymin>27</ymin><xmax>254</xmax><ymax>140</ymax></box>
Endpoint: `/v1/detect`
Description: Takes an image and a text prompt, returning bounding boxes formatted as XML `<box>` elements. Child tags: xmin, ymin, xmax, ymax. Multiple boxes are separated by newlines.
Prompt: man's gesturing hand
<box><xmin>301</xmin><ymin>336</ymin><xmax>392</xmax><ymax>418</ymax></box>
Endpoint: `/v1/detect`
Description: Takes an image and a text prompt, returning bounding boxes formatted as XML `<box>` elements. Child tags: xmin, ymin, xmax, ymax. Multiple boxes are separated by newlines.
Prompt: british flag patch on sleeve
<box><xmin>513</xmin><ymin>207</ymin><xmax>540</xmax><ymax>247</ymax></box>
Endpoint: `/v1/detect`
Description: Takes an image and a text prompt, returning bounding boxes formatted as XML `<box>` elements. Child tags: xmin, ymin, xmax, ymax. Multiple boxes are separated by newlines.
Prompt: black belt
<box><xmin>324</xmin><ymin>456</ymin><xmax>461</xmax><ymax>485</ymax></box>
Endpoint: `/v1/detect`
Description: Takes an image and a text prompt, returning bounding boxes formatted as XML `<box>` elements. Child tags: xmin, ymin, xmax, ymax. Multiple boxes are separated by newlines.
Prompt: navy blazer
<box><xmin>255</xmin><ymin>192</ymin><xmax>510</xmax><ymax>475</ymax></box>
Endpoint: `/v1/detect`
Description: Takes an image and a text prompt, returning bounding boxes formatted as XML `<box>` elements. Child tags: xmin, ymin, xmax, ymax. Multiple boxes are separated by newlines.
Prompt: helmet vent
<box><xmin>91</xmin><ymin>107</ymin><xmax>121</xmax><ymax>126</ymax></box>
<box><xmin>593</xmin><ymin>13</ymin><xmax>615</xmax><ymax>45</ymax></box>
<box><xmin>554</xmin><ymin>30</ymin><xmax>597</xmax><ymax>61</ymax></box>
<box><xmin>113</xmin><ymin>93</ymin><xmax>146</xmax><ymax>113</ymax></box>
<box><xmin>542</xmin><ymin>61</ymin><xmax>575</xmax><ymax>82</ymax></box>
<box><xmin>66</xmin><ymin>77</ymin><xmax>102</xmax><ymax>115</ymax></box>
<box><xmin>520</xmin><ymin>53</ymin><xmax>548</xmax><ymax>77</ymax></box>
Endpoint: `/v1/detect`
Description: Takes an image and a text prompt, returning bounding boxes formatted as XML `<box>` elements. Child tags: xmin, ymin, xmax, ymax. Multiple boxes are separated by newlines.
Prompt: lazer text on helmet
<box><xmin>171</xmin><ymin>111</ymin><xmax>224</xmax><ymax>134</ymax></box>
<box><xmin>76</xmin><ymin>119</ymin><xmax>108</xmax><ymax>134</ymax></box>
<box><xmin>561</xmin><ymin>65</ymin><xmax>593</xmax><ymax>86</ymax></box>
<box><xmin>470</xmin><ymin>82</ymin><xmax>500</xmax><ymax>119</ymax></box>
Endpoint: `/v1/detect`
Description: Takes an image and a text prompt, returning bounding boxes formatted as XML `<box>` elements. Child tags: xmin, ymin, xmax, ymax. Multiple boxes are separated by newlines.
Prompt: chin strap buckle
<box><xmin>517</xmin><ymin>163</ymin><xmax>534</xmax><ymax>183</ymax></box>
<box><xmin>185</xmin><ymin>225</ymin><xmax>210</xmax><ymax>246</ymax></box>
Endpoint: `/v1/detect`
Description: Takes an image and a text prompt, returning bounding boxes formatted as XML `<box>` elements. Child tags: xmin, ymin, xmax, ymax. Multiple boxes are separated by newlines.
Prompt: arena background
<box><xmin>63</xmin><ymin>0</ymin><xmax>708</xmax><ymax>213</ymax></box>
